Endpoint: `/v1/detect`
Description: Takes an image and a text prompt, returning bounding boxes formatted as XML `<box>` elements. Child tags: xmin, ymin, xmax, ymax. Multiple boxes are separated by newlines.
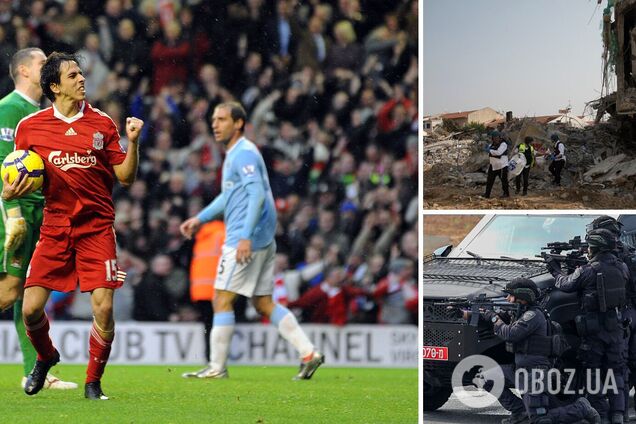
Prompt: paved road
<box><xmin>424</xmin><ymin>390</ymin><xmax>508</xmax><ymax>423</ymax></box>
<box><xmin>425</xmin><ymin>389</ymin><xmax>636</xmax><ymax>423</ymax></box>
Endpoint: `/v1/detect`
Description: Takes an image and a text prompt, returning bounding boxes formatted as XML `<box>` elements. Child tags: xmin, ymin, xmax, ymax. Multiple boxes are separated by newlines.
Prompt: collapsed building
<box><xmin>423</xmin><ymin>116</ymin><xmax>636</xmax><ymax>209</ymax></box>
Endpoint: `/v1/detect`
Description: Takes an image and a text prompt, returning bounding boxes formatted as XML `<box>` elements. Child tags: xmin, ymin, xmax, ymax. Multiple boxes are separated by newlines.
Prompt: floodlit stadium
<box><xmin>0</xmin><ymin>0</ymin><xmax>418</xmax><ymax>422</ymax></box>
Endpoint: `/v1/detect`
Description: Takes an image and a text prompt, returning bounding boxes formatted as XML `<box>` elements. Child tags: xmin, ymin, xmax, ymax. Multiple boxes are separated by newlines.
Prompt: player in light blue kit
<box><xmin>180</xmin><ymin>102</ymin><xmax>324</xmax><ymax>380</ymax></box>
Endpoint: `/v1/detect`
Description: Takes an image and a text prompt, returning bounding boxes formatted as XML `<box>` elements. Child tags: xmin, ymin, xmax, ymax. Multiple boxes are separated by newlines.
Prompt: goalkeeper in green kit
<box><xmin>0</xmin><ymin>48</ymin><xmax>77</xmax><ymax>390</ymax></box>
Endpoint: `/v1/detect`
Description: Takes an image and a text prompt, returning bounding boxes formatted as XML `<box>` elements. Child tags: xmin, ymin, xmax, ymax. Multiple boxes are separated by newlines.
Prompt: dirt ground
<box><xmin>423</xmin><ymin>119</ymin><xmax>636</xmax><ymax>209</ymax></box>
<box><xmin>423</xmin><ymin>215</ymin><xmax>482</xmax><ymax>254</ymax></box>
<box><xmin>423</xmin><ymin>181</ymin><xmax>636</xmax><ymax>210</ymax></box>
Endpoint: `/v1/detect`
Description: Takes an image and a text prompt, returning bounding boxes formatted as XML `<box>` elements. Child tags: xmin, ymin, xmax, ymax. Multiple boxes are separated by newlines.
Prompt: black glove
<box><xmin>497</xmin><ymin>311</ymin><xmax>512</xmax><ymax>324</ymax></box>
<box><xmin>482</xmin><ymin>309</ymin><xmax>498</xmax><ymax>323</ymax></box>
<box><xmin>544</xmin><ymin>255</ymin><xmax>561</xmax><ymax>274</ymax></box>
<box><xmin>446</xmin><ymin>306</ymin><xmax>465</xmax><ymax>319</ymax></box>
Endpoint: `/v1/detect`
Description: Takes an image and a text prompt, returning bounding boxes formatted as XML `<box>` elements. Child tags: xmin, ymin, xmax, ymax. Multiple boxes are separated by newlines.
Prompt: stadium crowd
<box><xmin>0</xmin><ymin>0</ymin><xmax>418</xmax><ymax>326</ymax></box>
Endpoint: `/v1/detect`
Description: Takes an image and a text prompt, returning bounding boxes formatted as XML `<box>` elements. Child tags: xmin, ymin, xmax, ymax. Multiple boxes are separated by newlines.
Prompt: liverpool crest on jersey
<box><xmin>92</xmin><ymin>132</ymin><xmax>104</xmax><ymax>150</ymax></box>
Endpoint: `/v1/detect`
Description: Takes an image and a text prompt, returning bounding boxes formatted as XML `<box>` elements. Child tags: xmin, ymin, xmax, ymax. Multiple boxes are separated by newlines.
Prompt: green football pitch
<box><xmin>0</xmin><ymin>364</ymin><xmax>417</xmax><ymax>423</ymax></box>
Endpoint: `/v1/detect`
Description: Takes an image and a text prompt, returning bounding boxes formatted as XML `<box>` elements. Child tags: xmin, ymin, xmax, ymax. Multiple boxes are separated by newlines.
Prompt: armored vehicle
<box><xmin>423</xmin><ymin>214</ymin><xmax>636</xmax><ymax>411</ymax></box>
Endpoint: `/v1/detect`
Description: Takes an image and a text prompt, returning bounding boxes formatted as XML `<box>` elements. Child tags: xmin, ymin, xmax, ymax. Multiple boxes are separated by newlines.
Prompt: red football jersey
<box><xmin>15</xmin><ymin>102</ymin><xmax>127</xmax><ymax>221</ymax></box>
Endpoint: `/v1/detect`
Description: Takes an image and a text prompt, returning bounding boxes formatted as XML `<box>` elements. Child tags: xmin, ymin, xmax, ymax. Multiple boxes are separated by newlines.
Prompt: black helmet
<box><xmin>587</xmin><ymin>215</ymin><xmax>623</xmax><ymax>236</ymax></box>
<box><xmin>585</xmin><ymin>228</ymin><xmax>616</xmax><ymax>251</ymax></box>
<box><xmin>503</xmin><ymin>278</ymin><xmax>540</xmax><ymax>303</ymax></box>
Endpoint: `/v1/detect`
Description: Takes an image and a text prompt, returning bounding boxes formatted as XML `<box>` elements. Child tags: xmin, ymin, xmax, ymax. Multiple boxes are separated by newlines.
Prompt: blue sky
<box><xmin>424</xmin><ymin>0</ymin><xmax>606</xmax><ymax>117</ymax></box>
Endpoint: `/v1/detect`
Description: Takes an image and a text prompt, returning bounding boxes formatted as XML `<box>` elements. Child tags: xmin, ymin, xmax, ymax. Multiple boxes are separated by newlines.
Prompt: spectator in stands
<box><xmin>0</xmin><ymin>26</ymin><xmax>15</xmax><ymax>95</ymax></box>
<box><xmin>325</xmin><ymin>20</ymin><xmax>364</xmax><ymax>77</ymax></box>
<box><xmin>399</xmin><ymin>230</ymin><xmax>418</xmax><ymax>262</ymax></box>
<box><xmin>55</xmin><ymin>0</ymin><xmax>91</xmax><ymax>50</ymax></box>
<box><xmin>265</xmin><ymin>0</ymin><xmax>301</xmax><ymax>74</ymax></box>
<box><xmin>112</xmin><ymin>18</ymin><xmax>149</xmax><ymax>82</ymax></box>
<box><xmin>76</xmin><ymin>33</ymin><xmax>109</xmax><ymax>101</ymax></box>
<box><xmin>373</xmin><ymin>258</ymin><xmax>417</xmax><ymax>325</ymax></box>
<box><xmin>295</xmin><ymin>15</ymin><xmax>330</xmax><ymax>72</ymax></box>
<box><xmin>133</xmin><ymin>254</ymin><xmax>188</xmax><ymax>322</ymax></box>
<box><xmin>317</xmin><ymin>209</ymin><xmax>350</xmax><ymax>253</ymax></box>
<box><xmin>289</xmin><ymin>267</ymin><xmax>365</xmax><ymax>325</ymax></box>
<box><xmin>150</xmin><ymin>20</ymin><xmax>190</xmax><ymax>94</ymax></box>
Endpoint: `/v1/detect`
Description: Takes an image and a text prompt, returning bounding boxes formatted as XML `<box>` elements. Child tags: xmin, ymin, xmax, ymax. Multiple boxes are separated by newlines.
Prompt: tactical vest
<box><xmin>618</xmin><ymin>246</ymin><xmax>636</xmax><ymax>302</ymax></box>
<box><xmin>489</xmin><ymin>141</ymin><xmax>508</xmax><ymax>159</ymax></box>
<box><xmin>513</xmin><ymin>307</ymin><xmax>569</xmax><ymax>357</ymax></box>
<box><xmin>554</xmin><ymin>141</ymin><xmax>565</xmax><ymax>161</ymax></box>
<box><xmin>518</xmin><ymin>143</ymin><xmax>535</xmax><ymax>167</ymax></box>
<box><xmin>584</xmin><ymin>258</ymin><xmax>626</xmax><ymax>312</ymax></box>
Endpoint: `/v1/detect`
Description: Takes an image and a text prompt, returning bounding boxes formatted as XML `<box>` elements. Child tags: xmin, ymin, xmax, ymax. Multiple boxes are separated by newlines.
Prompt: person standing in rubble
<box><xmin>514</xmin><ymin>136</ymin><xmax>535</xmax><ymax>196</ymax></box>
<box><xmin>484</xmin><ymin>130</ymin><xmax>510</xmax><ymax>198</ymax></box>
<box><xmin>548</xmin><ymin>134</ymin><xmax>566</xmax><ymax>186</ymax></box>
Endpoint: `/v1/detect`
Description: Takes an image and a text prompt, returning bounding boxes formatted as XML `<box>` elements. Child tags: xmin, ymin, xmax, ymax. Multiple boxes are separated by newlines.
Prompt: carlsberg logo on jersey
<box><xmin>48</xmin><ymin>150</ymin><xmax>97</xmax><ymax>171</ymax></box>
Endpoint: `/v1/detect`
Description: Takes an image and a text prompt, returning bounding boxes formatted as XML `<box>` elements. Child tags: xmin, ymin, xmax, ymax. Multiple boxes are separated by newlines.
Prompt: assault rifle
<box><xmin>434</xmin><ymin>293</ymin><xmax>522</xmax><ymax>327</ymax></box>
<box><xmin>538</xmin><ymin>235</ymin><xmax>588</xmax><ymax>274</ymax></box>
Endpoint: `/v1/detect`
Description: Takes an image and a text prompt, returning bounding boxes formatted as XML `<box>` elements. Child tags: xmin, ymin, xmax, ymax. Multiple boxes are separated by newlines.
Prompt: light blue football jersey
<box><xmin>197</xmin><ymin>137</ymin><xmax>276</xmax><ymax>250</ymax></box>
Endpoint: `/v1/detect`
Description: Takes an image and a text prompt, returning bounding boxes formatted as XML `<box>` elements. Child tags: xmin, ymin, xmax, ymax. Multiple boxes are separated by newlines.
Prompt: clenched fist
<box><xmin>125</xmin><ymin>117</ymin><xmax>144</xmax><ymax>143</ymax></box>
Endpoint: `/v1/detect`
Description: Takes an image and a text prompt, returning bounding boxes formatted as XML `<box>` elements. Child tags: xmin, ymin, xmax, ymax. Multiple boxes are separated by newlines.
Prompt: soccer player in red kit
<box><xmin>2</xmin><ymin>52</ymin><xmax>143</xmax><ymax>400</ymax></box>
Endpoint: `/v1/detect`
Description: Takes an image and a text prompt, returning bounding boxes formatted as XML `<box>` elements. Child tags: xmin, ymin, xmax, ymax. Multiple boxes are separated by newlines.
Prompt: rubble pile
<box><xmin>424</xmin><ymin>118</ymin><xmax>636</xmax><ymax>209</ymax></box>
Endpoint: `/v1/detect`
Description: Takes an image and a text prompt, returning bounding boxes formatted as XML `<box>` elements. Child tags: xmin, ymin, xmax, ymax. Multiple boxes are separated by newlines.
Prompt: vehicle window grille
<box><xmin>423</xmin><ymin>257</ymin><xmax>546</xmax><ymax>282</ymax></box>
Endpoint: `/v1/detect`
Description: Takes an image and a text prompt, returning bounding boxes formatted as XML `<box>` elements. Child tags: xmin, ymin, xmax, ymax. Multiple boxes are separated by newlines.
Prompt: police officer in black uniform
<box><xmin>548</xmin><ymin>133</ymin><xmax>566</xmax><ymax>186</ymax></box>
<box><xmin>463</xmin><ymin>278</ymin><xmax>600</xmax><ymax>424</ymax></box>
<box><xmin>546</xmin><ymin>228</ymin><xmax>629</xmax><ymax>424</ymax></box>
<box><xmin>588</xmin><ymin>216</ymin><xmax>636</xmax><ymax>422</ymax></box>
<box><xmin>484</xmin><ymin>130</ymin><xmax>510</xmax><ymax>199</ymax></box>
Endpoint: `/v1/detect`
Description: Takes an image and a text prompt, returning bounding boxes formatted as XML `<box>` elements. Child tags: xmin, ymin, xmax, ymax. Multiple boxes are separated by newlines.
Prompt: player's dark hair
<box><xmin>216</xmin><ymin>101</ymin><xmax>247</xmax><ymax>131</ymax></box>
<box><xmin>40</xmin><ymin>52</ymin><xmax>81</xmax><ymax>102</ymax></box>
<box><xmin>9</xmin><ymin>48</ymin><xmax>44</xmax><ymax>83</ymax></box>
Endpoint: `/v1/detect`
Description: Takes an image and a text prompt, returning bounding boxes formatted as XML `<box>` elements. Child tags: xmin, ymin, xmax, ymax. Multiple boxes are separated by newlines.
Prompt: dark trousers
<box><xmin>495</xmin><ymin>364</ymin><xmax>592</xmax><ymax>423</ymax></box>
<box><xmin>624</xmin><ymin>306</ymin><xmax>636</xmax><ymax>414</ymax></box>
<box><xmin>485</xmin><ymin>165</ymin><xmax>509</xmax><ymax>198</ymax></box>
<box><xmin>549</xmin><ymin>160</ymin><xmax>565</xmax><ymax>185</ymax></box>
<box><xmin>515</xmin><ymin>167</ymin><xmax>530</xmax><ymax>194</ymax></box>
<box><xmin>580</xmin><ymin>330</ymin><xmax>626</xmax><ymax>418</ymax></box>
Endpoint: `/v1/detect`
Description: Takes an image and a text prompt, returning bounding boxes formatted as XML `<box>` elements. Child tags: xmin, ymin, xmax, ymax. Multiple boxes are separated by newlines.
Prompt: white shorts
<box><xmin>214</xmin><ymin>242</ymin><xmax>276</xmax><ymax>298</ymax></box>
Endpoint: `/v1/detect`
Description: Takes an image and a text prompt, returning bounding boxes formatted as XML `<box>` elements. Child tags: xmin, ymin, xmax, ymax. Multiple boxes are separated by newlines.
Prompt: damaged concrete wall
<box><xmin>467</xmin><ymin>108</ymin><xmax>503</xmax><ymax>125</ymax></box>
<box><xmin>424</xmin><ymin>117</ymin><xmax>635</xmax><ymax>209</ymax></box>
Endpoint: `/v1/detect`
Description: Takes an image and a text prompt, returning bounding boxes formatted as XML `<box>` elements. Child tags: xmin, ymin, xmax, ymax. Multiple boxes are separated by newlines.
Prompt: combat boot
<box><xmin>500</xmin><ymin>411</ymin><xmax>529</xmax><ymax>424</ymax></box>
<box><xmin>574</xmin><ymin>397</ymin><xmax>601</xmax><ymax>424</ymax></box>
<box><xmin>612</xmin><ymin>412</ymin><xmax>624</xmax><ymax>424</ymax></box>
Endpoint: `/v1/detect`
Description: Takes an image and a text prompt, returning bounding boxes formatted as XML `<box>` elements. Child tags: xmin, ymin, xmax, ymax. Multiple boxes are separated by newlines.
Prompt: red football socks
<box><xmin>24</xmin><ymin>313</ymin><xmax>56</xmax><ymax>361</ymax></box>
<box><xmin>86</xmin><ymin>323</ymin><xmax>113</xmax><ymax>383</ymax></box>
